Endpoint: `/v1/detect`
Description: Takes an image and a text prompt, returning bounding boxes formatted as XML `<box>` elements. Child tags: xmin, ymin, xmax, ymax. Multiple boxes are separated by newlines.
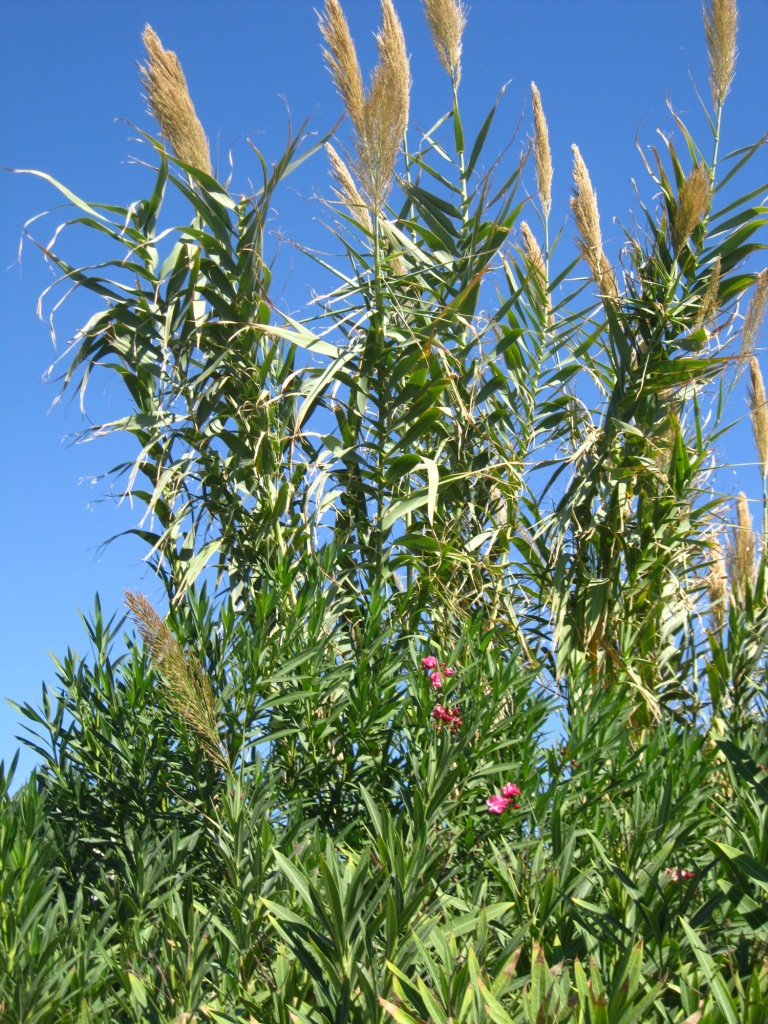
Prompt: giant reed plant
<box><xmin>4</xmin><ymin>0</ymin><xmax>768</xmax><ymax>1020</ymax></box>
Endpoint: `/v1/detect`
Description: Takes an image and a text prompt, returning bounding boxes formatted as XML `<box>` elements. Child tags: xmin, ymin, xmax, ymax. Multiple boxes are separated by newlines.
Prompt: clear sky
<box><xmin>1</xmin><ymin>1</ymin><xmax>767</xmax><ymax>780</ymax></box>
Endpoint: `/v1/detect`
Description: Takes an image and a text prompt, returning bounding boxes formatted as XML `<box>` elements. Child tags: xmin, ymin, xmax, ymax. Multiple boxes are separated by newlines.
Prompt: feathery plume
<box><xmin>320</xmin><ymin>0</ymin><xmax>410</xmax><ymax>210</ymax></box>
<box><xmin>670</xmin><ymin>163</ymin><xmax>711</xmax><ymax>255</ymax></box>
<box><xmin>521</xmin><ymin>222</ymin><xmax>545</xmax><ymax>282</ymax></box>
<box><xmin>423</xmin><ymin>0</ymin><xmax>467</xmax><ymax>86</ymax></box>
<box><xmin>520</xmin><ymin>221</ymin><xmax>550</xmax><ymax>324</ymax></box>
<box><xmin>531</xmin><ymin>83</ymin><xmax>553</xmax><ymax>218</ymax></box>
<box><xmin>570</xmin><ymin>146</ymin><xmax>617</xmax><ymax>299</ymax></box>
<box><xmin>325</xmin><ymin>143</ymin><xmax>372</xmax><ymax>231</ymax></box>
<box><xmin>696</xmin><ymin>256</ymin><xmax>721</xmax><ymax>328</ymax></box>
<box><xmin>319</xmin><ymin>0</ymin><xmax>366</xmax><ymax>135</ymax></box>
<box><xmin>125</xmin><ymin>591</ymin><xmax>228</xmax><ymax>772</ymax></box>
<box><xmin>748</xmin><ymin>356</ymin><xmax>768</xmax><ymax>479</ymax></box>
<box><xmin>365</xmin><ymin>0</ymin><xmax>410</xmax><ymax>203</ymax></box>
<box><xmin>706</xmin><ymin>538</ymin><xmax>729</xmax><ymax>630</ymax></box>
<box><xmin>139</xmin><ymin>25</ymin><xmax>212</xmax><ymax>176</ymax></box>
<box><xmin>726</xmin><ymin>492</ymin><xmax>758</xmax><ymax>602</ymax></box>
<box><xmin>740</xmin><ymin>268</ymin><xmax>768</xmax><ymax>364</ymax></box>
<box><xmin>703</xmin><ymin>0</ymin><xmax>738</xmax><ymax>110</ymax></box>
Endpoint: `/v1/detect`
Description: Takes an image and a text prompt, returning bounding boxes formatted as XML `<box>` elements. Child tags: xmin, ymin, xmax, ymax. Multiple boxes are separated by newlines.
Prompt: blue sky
<box><xmin>1</xmin><ymin>1</ymin><xmax>767</xmax><ymax>780</ymax></box>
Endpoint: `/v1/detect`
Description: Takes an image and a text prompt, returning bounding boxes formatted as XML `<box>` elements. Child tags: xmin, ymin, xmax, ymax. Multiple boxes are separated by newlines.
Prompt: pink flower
<box><xmin>421</xmin><ymin>656</ymin><xmax>438</xmax><ymax>670</ymax></box>
<box><xmin>665</xmin><ymin>867</ymin><xmax>695</xmax><ymax>882</ymax></box>
<box><xmin>444</xmin><ymin>666</ymin><xmax>456</xmax><ymax>677</ymax></box>
<box><xmin>430</xmin><ymin>671</ymin><xmax>442</xmax><ymax>688</ymax></box>
<box><xmin>487</xmin><ymin>795</ymin><xmax>511</xmax><ymax>814</ymax></box>
<box><xmin>432</xmin><ymin>704</ymin><xmax>462</xmax><ymax>733</ymax></box>
<box><xmin>487</xmin><ymin>784</ymin><xmax>522</xmax><ymax>813</ymax></box>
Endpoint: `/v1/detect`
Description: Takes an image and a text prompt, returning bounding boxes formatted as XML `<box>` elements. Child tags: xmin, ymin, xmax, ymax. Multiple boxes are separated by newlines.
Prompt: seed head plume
<box><xmin>696</xmin><ymin>256</ymin><xmax>721</xmax><ymax>328</ymax></box>
<box><xmin>739</xmin><ymin>268</ymin><xmax>768</xmax><ymax>366</ymax></box>
<box><xmin>325</xmin><ymin>143</ymin><xmax>372</xmax><ymax>231</ymax></box>
<box><xmin>320</xmin><ymin>0</ymin><xmax>411</xmax><ymax>211</ymax></box>
<box><xmin>521</xmin><ymin>222</ymin><xmax>545</xmax><ymax>282</ymax></box>
<box><xmin>748</xmin><ymin>356</ymin><xmax>768</xmax><ymax>479</ymax></box>
<box><xmin>319</xmin><ymin>0</ymin><xmax>366</xmax><ymax>137</ymax></box>
<box><xmin>423</xmin><ymin>0</ymin><xmax>467</xmax><ymax>87</ymax></box>
<box><xmin>521</xmin><ymin>221</ymin><xmax>550</xmax><ymax>323</ymax></box>
<box><xmin>139</xmin><ymin>25</ymin><xmax>212</xmax><ymax>176</ymax></box>
<box><xmin>570</xmin><ymin>146</ymin><xmax>617</xmax><ymax>299</ymax></box>
<box><xmin>706</xmin><ymin>538</ymin><xmax>729</xmax><ymax>630</ymax></box>
<box><xmin>726</xmin><ymin>492</ymin><xmax>758</xmax><ymax>602</ymax></box>
<box><xmin>531</xmin><ymin>83</ymin><xmax>552</xmax><ymax>218</ymax></box>
<box><xmin>125</xmin><ymin>591</ymin><xmax>229</xmax><ymax>772</ymax></box>
<box><xmin>670</xmin><ymin>163</ymin><xmax>711</xmax><ymax>255</ymax></box>
<box><xmin>703</xmin><ymin>0</ymin><xmax>738</xmax><ymax>110</ymax></box>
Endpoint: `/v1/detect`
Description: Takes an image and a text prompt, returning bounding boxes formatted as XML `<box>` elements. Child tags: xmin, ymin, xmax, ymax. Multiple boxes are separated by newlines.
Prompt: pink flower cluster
<box><xmin>487</xmin><ymin>782</ymin><xmax>521</xmax><ymax>814</ymax></box>
<box><xmin>432</xmin><ymin>703</ymin><xmax>463</xmax><ymax>733</ymax></box>
<box><xmin>421</xmin><ymin>655</ymin><xmax>456</xmax><ymax>690</ymax></box>
<box><xmin>665</xmin><ymin>867</ymin><xmax>695</xmax><ymax>882</ymax></box>
<box><xmin>423</xmin><ymin>653</ymin><xmax>462</xmax><ymax>734</ymax></box>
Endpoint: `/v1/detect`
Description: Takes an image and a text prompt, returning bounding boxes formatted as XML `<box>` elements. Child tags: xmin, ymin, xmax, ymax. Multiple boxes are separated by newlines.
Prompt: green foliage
<box><xmin>4</xmin><ymin>1</ymin><xmax>768</xmax><ymax>1020</ymax></box>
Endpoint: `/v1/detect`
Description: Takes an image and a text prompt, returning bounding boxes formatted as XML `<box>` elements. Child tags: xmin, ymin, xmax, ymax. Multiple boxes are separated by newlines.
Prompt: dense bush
<box><xmin>2</xmin><ymin>1</ymin><xmax>767</xmax><ymax>1020</ymax></box>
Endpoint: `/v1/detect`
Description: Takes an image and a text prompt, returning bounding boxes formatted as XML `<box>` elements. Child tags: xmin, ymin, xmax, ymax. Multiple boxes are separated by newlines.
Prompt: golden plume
<box><xmin>423</xmin><ymin>0</ymin><xmax>467</xmax><ymax>86</ymax></box>
<box><xmin>570</xmin><ymin>146</ymin><xmax>617</xmax><ymax>300</ymax></box>
<box><xmin>726</xmin><ymin>492</ymin><xmax>758</xmax><ymax>603</ymax></box>
<box><xmin>696</xmin><ymin>256</ymin><xmax>721</xmax><ymax>328</ymax></box>
<box><xmin>125</xmin><ymin>591</ymin><xmax>228</xmax><ymax>772</ymax></box>
<box><xmin>520</xmin><ymin>221</ymin><xmax>550</xmax><ymax>324</ymax></box>
<box><xmin>739</xmin><ymin>268</ymin><xmax>768</xmax><ymax>365</ymax></box>
<box><xmin>670</xmin><ymin>164</ymin><xmax>711</xmax><ymax>255</ymax></box>
<box><xmin>748</xmin><ymin>356</ymin><xmax>768</xmax><ymax>480</ymax></box>
<box><xmin>318</xmin><ymin>0</ymin><xmax>366</xmax><ymax>135</ymax></box>
<box><xmin>320</xmin><ymin>0</ymin><xmax>410</xmax><ymax>211</ymax></box>
<box><xmin>325</xmin><ymin>142</ymin><xmax>372</xmax><ymax>231</ymax></box>
<box><xmin>706</xmin><ymin>538</ymin><xmax>729</xmax><ymax>630</ymax></box>
<box><xmin>139</xmin><ymin>25</ymin><xmax>212</xmax><ymax>176</ymax></box>
<box><xmin>703</xmin><ymin>0</ymin><xmax>738</xmax><ymax>109</ymax></box>
<box><xmin>531</xmin><ymin>83</ymin><xmax>552</xmax><ymax>218</ymax></box>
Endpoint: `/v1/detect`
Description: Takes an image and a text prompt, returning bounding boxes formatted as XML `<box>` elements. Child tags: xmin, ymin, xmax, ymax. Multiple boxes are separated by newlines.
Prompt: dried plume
<box><xmin>423</xmin><ymin>0</ymin><xmax>467</xmax><ymax>86</ymax></box>
<box><xmin>521</xmin><ymin>222</ymin><xmax>545</xmax><ymax>282</ymax></box>
<box><xmin>319</xmin><ymin>0</ymin><xmax>366</xmax><ymax>135</ymax></box>
<box><xmin>125</xmin><ymin>591</ymin><xmax>228</xmax><ymax>772</ymax></box>
<box><xmin>139</xmin><ymin>25</ymin><xmax>212</xmax><ymax>176</ymax></box>
<box><xmin>531</xmin><ymin>83</ymin><xmax>553</xmax><ymax>218</ymax></box>
<box><xmin>570</xmin><ymin>146</ymin><xmax>617</xmax><ymax>299</ymax></box>
<box><xmin>726</xmin><ymin>492</ymin><xmax>758</xmax><ymax>602</ymax></box>
<box><xmin>325</xmin><ymin>142</ymin><xmax>372</xmax><ymax>231</ymax></box>
<box><xmin>696</xmin><ymin>256</ymin><xmax>721</xmax><ymax>328</ymax></box>
<box><xmin>320</xmin><ymin>0</ymin><xmax>411</xmax><ymax>210</ymax></box>
<box><xmin>520</xmin><ymin>221</ymin><xmax>550</xmax><ymax>323</ymax></box>
<box><xmin>706</xmin><ymin>538</ymin><xmax>729</xmax><ymax>630</ymax></box>
<box><xmin>703</xmin><ymin>0</ymin><xmax>738</xmax><ymax>109</ymax></box>
<box><xmin>670</xmin><ymin>163</ymin><xmax>711</xmax><ymax>255</ymax></box>
<box><xmin>739</xmin><ymin>268</ymin><xmax>768</xmax><ymax>365</ymax></box>
<box><xmin>748</xmin><ymin>356</ymin><xmax>768</xmax><ymax>479</ymax></box>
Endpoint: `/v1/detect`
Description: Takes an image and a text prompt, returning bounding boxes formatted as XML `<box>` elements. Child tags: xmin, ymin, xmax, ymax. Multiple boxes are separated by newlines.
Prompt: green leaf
<box><xmin>421</xmin><ymin>457</ymin><xmax>439</xmax><ymax>526</ymax></box>
<box><xmin>680</xmin><ymin>918</ymin><xmax>739</xmax><ymax>1024</ymax></box>
<box><xmin>709</xmin><ymin>841</ymin><xmax>768</xmax><ymax>892</ymax></box>
<box><xmin>126</xmin><ymin>972</ymin><xmax>148</xmax><ymax>1009</ymax></box>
